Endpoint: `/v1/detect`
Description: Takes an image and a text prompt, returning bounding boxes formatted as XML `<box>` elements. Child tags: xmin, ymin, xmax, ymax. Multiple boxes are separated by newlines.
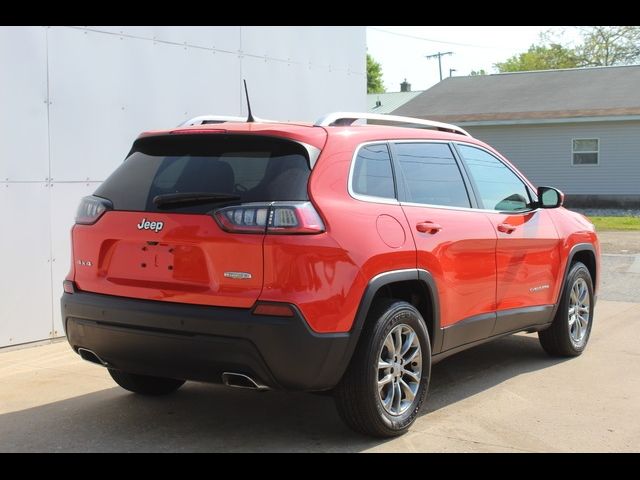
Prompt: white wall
<box><xmin>0</xmin><ymin>26</ymin><xmax>366</xmax><ymax>347</ymax></box>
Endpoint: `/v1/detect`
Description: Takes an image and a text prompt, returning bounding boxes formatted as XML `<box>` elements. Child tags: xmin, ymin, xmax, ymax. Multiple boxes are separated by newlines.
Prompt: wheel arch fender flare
<box><xmin>550</xmin><ymin>243</ymin><xmax>597</xmax><ymax>320</ymax></box>
<box><xmin>337</xmin><ymin>269</ymin><xmax>442</xmax><ymax>377</ymax></box>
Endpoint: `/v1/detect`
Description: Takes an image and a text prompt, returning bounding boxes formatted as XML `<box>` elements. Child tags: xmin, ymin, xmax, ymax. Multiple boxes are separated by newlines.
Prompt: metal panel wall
<box><xmin>0</xmin><ymin>27</ymin><xmax>49</xmax><ymax>182</ymax></box>
<box><xmin>0</xmin><ymin>26</ymin><xmax>366</xmax><ymax>347</ymax></box>
<box><xmin>84</xmin><ymin>26</ymin><xmax>242</xmax><ymax>51</ymax></box>
<box><xmin>468</xmin><ymin>122</ymin><xmax>640</xmax><ymax>195</ymax></box>
<box><xmin>47</xmin><ymin>27</ymin><xmax>243</xmax><ymax>181</ymax></box>
<box><xmin>0</xmin><ymin>184</ymin><xmax>53</xmax><ymax>346</ymax></box>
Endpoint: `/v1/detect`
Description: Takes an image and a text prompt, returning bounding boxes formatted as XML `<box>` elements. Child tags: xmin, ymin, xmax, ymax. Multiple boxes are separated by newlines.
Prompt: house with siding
<box><xmin>393</xmin><ymin>66</ymin><xmax>640</xmax><ymax>207</ymax></box>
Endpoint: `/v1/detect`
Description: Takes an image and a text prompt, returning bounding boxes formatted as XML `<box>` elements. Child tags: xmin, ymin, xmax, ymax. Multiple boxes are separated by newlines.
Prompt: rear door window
<box><xmin>94</xmin><ymin>135</ymin><xmax>311</xmax><ymax>214</ymax></box>
<box><xmin>393</xmin><ymin>142</ymin><xmax>471</xmax><ymax>208</ymax></box>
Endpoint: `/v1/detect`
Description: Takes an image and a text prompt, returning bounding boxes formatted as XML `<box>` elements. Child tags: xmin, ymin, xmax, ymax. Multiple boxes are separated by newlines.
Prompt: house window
<box><xmin>572</xmin><ymin>139</ymin><xmax>599</xmax><ymax>166</ymax></box>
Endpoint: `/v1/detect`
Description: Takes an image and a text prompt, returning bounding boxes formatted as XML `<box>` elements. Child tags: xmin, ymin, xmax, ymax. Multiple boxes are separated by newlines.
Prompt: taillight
<box><xmin>75</xmin><ymin>196</ymin><xmax>112</xmax><ymax>225</ymax></box>
<box><xmin>213</xmin><ymin>201</ymin><xmax>325</xmax><ymax>235</ymax></box>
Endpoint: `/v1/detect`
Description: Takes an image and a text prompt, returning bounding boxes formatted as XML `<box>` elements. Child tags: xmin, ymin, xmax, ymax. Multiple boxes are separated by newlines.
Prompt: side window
<box><xmin>457</xmin><ymin>144</ymin><xmax>531</xmax><ymax>212</ymax></box>
<box><xmin>351</xmin><ymin>143</ymin><xmax>396</xmax><ymax>199</ymax></box>
<box><xmin>394</xmin><ymin>142</ymin><xmax>470</xmax><ymax>207</ymax></box>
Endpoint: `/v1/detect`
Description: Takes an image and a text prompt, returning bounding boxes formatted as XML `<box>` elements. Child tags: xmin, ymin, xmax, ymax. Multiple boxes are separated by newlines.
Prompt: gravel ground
<box><xmin>572</xmin><ymin>208</ymin><xmax>640</xmax><ymax>217</ymax></box>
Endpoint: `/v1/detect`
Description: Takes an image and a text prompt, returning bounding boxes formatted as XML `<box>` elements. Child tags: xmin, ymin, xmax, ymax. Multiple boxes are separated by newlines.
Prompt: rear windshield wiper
<box><xmin>153</xmin><ymin>192</ymin><xmax>241</xmax><ymax>208</ymax></box>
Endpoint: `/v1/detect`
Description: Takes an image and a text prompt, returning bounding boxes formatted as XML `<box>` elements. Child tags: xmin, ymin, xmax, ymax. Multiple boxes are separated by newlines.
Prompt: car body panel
<box><xmin>547</xmin><ymin>207</ymin><xmax>600</xmax><ymax>296</ymax></box>
<box><xmin>400</xmin><ymin>205</ymin><xmax>497</xmax><ymax>327</ymax></box>
<box><xmin>485</xmin><ymin>209</ymin><xmax>562</xmax><ymax>310</ymax></box>
<box><xmin>71</xmin><ymin>211</ymin><xmax>264</xmax><ymax>308</ymax></box>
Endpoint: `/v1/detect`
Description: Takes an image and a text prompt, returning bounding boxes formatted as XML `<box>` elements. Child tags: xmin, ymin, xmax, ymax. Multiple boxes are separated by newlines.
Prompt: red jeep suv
<box><xmin>62</xmin><ymin>112</ymin><xmax>599</xmax><ymax>437</ymax></box>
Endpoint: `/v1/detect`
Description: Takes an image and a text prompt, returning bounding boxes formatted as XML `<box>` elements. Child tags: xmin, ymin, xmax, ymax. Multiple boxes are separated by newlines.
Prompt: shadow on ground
<box><xmin>0</xmin><ymin>334</ymin><xmax>566</xmax><ymax>452</ymax></box>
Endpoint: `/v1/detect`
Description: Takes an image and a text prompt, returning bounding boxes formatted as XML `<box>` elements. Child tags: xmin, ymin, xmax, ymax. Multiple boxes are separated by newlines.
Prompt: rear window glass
<box><xmin>94</xmin><ymin>135</ymin><xmax>311</xmax><ymax>213</ymax></box>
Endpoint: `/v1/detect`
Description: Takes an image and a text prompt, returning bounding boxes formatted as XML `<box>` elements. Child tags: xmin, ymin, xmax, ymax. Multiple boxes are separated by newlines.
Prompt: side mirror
<box><xmin>537</xmin><ymin>186</ymin><xmax>564</xmax><ymax>209</ymax></box>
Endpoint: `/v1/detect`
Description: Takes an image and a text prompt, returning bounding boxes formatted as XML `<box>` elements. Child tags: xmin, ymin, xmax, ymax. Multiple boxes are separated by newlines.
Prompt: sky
<box><xmin>366</xmin><ymin>26</ymin><xmax>578</xmax><ymax>92</ymax></box>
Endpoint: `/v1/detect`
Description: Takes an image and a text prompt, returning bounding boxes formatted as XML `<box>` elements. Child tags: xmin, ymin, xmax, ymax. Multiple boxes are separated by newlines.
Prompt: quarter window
<box><xmin>457</xmin><ymin>144</ymin><xmax>531</xmax><ymax>212</ymax></box>
<box><xmin>572</xmin><ymin>139</ymin><xmax>599</xmax><ymax>166</ymax></box>
<box><xmin>394</xmin><ymin>143</ymin><xmax>470</xmax><ymax>208</ymax></box>
<box><xmin>351</xmin><ymin>144</ymin><xmax>396</xmax><ymax>199</ymax></box>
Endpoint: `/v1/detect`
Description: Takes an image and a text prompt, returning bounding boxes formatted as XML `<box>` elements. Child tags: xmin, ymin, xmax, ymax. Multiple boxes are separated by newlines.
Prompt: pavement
<box><xmin>598</xmin><ymin>231</ymin><xmax>640</xmax><ymax>303</ymax></box>
<box><xmin>597</xmin><ymin>231</ymin><xmax>640</xmax><ymax>255</ymax></box>
<box><xmin>1</xmin><ymin>231</ymin><xmax>639</xmax><ymax>452</ymax></box>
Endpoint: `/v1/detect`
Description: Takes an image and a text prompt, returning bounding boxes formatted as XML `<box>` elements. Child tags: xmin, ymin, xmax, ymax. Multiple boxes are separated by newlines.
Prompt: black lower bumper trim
<box><xmin>61</xmin><ymin>292</ymin><xmax>350</xmax><ymax>391</ymax></box>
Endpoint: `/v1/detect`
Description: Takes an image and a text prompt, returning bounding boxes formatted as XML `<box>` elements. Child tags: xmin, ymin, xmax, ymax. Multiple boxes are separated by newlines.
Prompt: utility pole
<box><xmin>425</xmin><ymin>51</ymin><xmax>453</xmax><ymax>82</ymax></box>
<box><xmin>449</xmin><ymin>68</ymin><xmax>457</xmax><ymax>78</ymax></box>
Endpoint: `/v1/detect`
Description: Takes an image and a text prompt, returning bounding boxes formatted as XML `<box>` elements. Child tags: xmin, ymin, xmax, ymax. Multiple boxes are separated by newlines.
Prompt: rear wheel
<box><xmin>108</xmin><ymin>369</ymin><xmax>185</xmax><ymax>396</ymax></box>
<box><xmin>539</xmin><ymin>261</ymin><xmax>594</xmax><ymax>357</ymax></box>
<box><xmin>334</xmin><ymin>300</ymin><xmax>431</xmax><ymax>437</ymax></box>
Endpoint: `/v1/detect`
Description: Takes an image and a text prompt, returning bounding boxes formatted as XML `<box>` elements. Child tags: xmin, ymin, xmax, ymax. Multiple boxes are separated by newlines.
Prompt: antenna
<box><xmin>243</xmin><ymin>79</ymin><xmax>255</xmax><ymax>123</ymax></box>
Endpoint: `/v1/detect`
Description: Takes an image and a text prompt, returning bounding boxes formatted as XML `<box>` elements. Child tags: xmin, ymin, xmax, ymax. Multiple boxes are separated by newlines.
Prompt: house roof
<box><xmin>393</xmin><ymin>65</ymin><xmax>640</xmax><ymax>124</ymax></box>
<box><xmin>367</xmin><ymin>90</ymin><xmax>423</xmax><ymax>114</ymax></box>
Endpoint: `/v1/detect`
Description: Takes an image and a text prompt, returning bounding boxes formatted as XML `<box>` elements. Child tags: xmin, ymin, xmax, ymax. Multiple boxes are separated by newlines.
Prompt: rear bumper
<box><xmin>61</xmin><ymin>292</ymin><xmax>351</xmax><ymax>391</ymax></box>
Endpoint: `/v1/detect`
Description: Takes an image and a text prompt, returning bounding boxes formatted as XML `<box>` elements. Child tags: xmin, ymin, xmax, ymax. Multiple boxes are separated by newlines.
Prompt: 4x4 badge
<box><xmin>137</xmin><ymin>218</ymin><xmax>164</xmax><ymax>233</ymax></box>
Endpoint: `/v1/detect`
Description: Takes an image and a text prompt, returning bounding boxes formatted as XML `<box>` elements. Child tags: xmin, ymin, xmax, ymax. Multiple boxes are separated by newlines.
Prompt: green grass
<box><xmin>588</xmin><ymin>216</ymin><xmax>640</xmax><ymax>231</ymax></box>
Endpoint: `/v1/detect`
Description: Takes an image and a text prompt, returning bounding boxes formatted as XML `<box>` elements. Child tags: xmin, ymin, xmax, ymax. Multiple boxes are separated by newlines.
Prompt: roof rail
<box><xmin>178</xmin><ymin>115</ymin><xmax>247</xmax><ymax>127</ymax></box>
<box><xmin>314</xmin><ymin>112</ymin><xmax>470</xmax><ymax>137</ymax></box>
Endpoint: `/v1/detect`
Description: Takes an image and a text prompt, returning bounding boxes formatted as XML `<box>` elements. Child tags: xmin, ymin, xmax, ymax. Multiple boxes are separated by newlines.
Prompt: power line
<box><xmin>425</xmin><ymin>51</ymin><xmax>453</xmax><ymax>81</ymax></box>
<box><xmin>368</xmin><ymin>26</ymin><xmax>510</xmax><ymax>50</ymax></box>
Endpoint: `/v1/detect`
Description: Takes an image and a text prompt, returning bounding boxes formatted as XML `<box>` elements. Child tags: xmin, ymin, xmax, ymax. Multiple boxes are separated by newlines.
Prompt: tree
<box><xmin>495</xmin><ymin>26</ymin><xmax>640</xmax><ymax>73</ymax></box>
<box><xmin>496</xmin><ymin>43</ymin><xmax>580</xmax><ymax>73</ymax></box>
<box><xmin>470</xmin><ymin>69</ymin><xmax>487</xmax><ymax>76</ymax></box>
<box><xmin>367</xmin><ymin>54</ymin><xmax>385</xmax><ymax>93</ymax></box>
<box><xmin>576</xmin><ymin>26</ymin><xmax>640</xmax><ymax>66</ymax></box>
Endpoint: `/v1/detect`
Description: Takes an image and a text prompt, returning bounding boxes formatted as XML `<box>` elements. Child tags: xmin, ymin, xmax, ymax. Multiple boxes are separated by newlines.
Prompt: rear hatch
<box><xmin>71</xmin><ymin>133</ymin><xmax>316</xmax><ymax>308</ymax></box>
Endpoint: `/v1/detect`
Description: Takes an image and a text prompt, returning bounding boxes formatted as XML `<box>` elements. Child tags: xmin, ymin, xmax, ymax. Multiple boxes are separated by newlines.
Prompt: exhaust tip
<box><xmin>222</xmin><ymin>372</ymin><xmax>270</xmax><ymax>391</ymax></box>
<box><xmin>77</xmin><ymin>348</ymin><xmax>109</xmax><ymax>367</ymax></box>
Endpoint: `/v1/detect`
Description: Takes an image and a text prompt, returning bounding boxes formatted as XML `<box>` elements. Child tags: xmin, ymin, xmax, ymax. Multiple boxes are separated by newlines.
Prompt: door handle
<box><xmin>416</xmin><ymin>221</ymin><xmax>443</xmax><ymax>234</ymax></box>
<box><xmin>497</xmin><ymin>223</ymin><xmax>517</xmax><ymax>234</ymax></box>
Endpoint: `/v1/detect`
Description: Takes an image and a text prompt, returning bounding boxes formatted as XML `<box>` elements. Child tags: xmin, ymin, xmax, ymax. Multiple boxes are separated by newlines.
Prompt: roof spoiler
<box><xmin>177</xmin><ymin>115</ymin><xmax>280</xmax><ymax>127</ymax></box>
<box><xmin>178</xmin><ymin>115</ymin><xmax>247</xmax><ymax>127</ymax></box>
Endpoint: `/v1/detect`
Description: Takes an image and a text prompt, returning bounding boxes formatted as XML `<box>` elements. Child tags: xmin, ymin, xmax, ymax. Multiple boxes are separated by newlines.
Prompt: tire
<box><xmin>334</xmin><ymin>299</ymin><xmax>431</xmax><ymax>437</ymax></box>
<box><xmin>539</xmin><ymin>261</ymin><xmax>594</xmax><ymax>357</ymax></box>
<box><xmin>108</xmin><ymin>369</ymin><xmax>185</xmax><ymax>396</ymax></box>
